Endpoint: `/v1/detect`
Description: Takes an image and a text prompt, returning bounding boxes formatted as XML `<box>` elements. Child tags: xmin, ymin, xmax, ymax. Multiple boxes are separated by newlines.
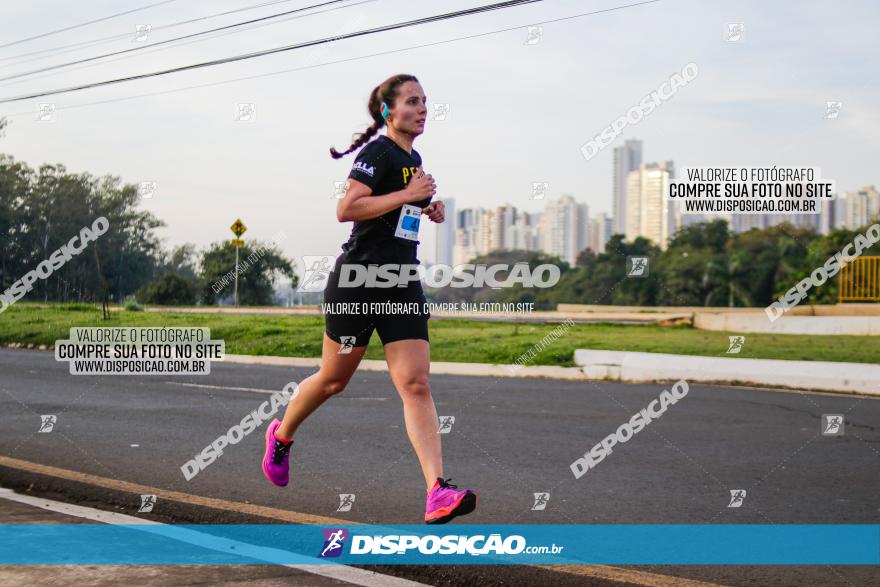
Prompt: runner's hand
<box><xmin>423</xmin><ymin>200</ymin><xmax>445</xmax><ymax>223</ymax></box>
<box><xmin>403</xmin><ymin>168</ymin><xmax>436</xmax><ymax>203</ymax></box>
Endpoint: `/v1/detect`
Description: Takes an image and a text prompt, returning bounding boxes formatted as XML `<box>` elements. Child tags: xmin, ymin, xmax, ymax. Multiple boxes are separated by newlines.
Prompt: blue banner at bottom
<box><xmin>1</xmin><ymin>524</ymin><xmax>878</xmax><ymax>565</ymax></box>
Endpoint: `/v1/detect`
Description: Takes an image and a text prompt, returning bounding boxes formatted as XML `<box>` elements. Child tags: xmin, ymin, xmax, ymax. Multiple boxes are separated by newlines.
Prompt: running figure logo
<box><xmin>338</xmin><ymin>336</ymin><xmax>356</xmax><ymax>354</ymax></box>
<box><xmin>726</xmin><ymin>23</ymin><xmax>744</xmax><ymax>42</ymax></box>
<box><xmin>38</xmin><ymin>415</ymin><xmax>57</xmax><ymax>433</ymax></box>
<box><xmin>627</xmin><ymin>256</ymin><xmax>649</xmax><ymax>277</ymax></box>
<box><xmin>138</xmin><ymin>181</ymin><xmax>157</xmax><ymax>199</ymax></box>
<box><xmin>531</xmin><ymin>492</ymin><xmax>550</xmax><ymax>511</ymax></box>
<box><xmin>299</xmin><ymin>256</ymin><xmax>336</xmax><ymax>292</ymax></box>
<box><xmin>235</xmin><ymin>102</ymin><xmax>256</xmax><ymax>122</ymax></box>
<box><xmin>319</xmin><ymin>528</ymin><xmax>349</xmax><ymax>558</ymax></box>
<box><xmin>727</xmin><ymin>336</ymin><xmax>745</xmax><ymax>354</ymax></box>
<box><xmin>438</xmin><ymin>416</ymin><xmax>455</xmax><ymax>434</ymax></box>
<box><xmin>37</xmin><ymin>103</ymin><xmax>56</xmax><ymax>122</ymax></box>
<box><xmin>727</xmin><ymin>489</ymin><xmax>746</xmax><ymax>508</ymax></box>
<box><xmin>134</xmin><ymin>24</ymin><xmax>152</xmax><ymax>42</ymax></box>
<box><xmin>336</xmin><ymin>494</ymin><xmax>356</xmax><ymax>512</ymax></box>
<box><xmin>531</xmin><ymin>182</ymin><xmax>549</xmax><ymax>200</ymax></box>
<box><xmin>525</xmin><ymin>25</ymin><xmax>543</xmax><ymax>45</ymax></box>
<box><xmin>430</xmin><ymin>103</ymin><xmax>450</xmax><ymax>122</ymax></box>
<box><xmin>138</xmin><ymin>494</ymin><xmax>157</xmax><ymax>513</ymax></box>
<box><xmin>824</xmin><ymin>101</ymin><xmax>843</xmax><ymax>119</ymax></box>
<box><xmin>821</xmin><ymin>414</ymin><xmax>844</xmax><ymax>436</ymax></box>
<box><xmin>333</xmin><ymin>180</ymin><xmax>351</xmax><ymax>199</ymax></box>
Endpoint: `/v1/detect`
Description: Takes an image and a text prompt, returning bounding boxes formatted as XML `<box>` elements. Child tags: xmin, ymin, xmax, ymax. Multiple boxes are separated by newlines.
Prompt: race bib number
<box><xmin>394</xmin><ymin>204</ymin><xmax>422</xmax><ymax>241</ymax></box>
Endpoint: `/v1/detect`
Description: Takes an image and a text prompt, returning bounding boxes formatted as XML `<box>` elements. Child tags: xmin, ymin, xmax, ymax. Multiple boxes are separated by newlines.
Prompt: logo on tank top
<box><xmin>402</xmin><ymin>166</ymin><xmax>421</xmax><ymax>184</ymax></box>
<box><xmin>353</xmin><ymin>161</ymin><xmax>375</xmax><ymax>177</ymax></box>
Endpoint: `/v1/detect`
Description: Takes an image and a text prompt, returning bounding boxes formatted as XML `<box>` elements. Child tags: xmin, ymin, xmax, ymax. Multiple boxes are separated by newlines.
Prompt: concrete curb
<box><xmin>0</xmin><ymin>343</ymin><xmax>583</xmax><ymax>380</ymax></box>
<box><xmin>4</xmin><ymin>343</ymin><xmax>872</xmax><ymax>392</ymax></box>
<box><xmin>574</xmin><ymin>349</ymin><xmax>880</xmax><ymax>396</ymax></box>
<box><xmin>225</xmin><ymin>354</ymin><xmax>587</xmax><ymax>381</ymax></box>
<box><xmin>694</xmin><ymin>312</ymin><xmax>880</xmax><ymax>335</ymax></box>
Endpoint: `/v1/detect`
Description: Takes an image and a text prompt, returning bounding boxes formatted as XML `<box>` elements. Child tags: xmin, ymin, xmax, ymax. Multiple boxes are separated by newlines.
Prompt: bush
<box><xmin>135</xmin><ymin>273</ymin><xmax>197</xmax><ymax>306</ymax></box>
<box><xmin>59</xmin><ymin>303</ymin><xmax>97</xmax><ymax>312</ymax></box>
<box><xmin>124</xmin><ymin>298</ymin><xmax>144</xmax><ymax>311</ymax></box>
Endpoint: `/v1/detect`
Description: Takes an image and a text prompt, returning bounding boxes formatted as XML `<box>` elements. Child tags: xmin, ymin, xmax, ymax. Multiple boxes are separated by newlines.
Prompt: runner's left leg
<box><xmin>383</xmin><ymin>338</ymin><xmax>442</xmax><ymax>490</ymax></box>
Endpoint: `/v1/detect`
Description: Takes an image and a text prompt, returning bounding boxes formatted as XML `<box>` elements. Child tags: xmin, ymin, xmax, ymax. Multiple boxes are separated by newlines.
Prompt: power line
<box><xmin>0</xmin><ymin>0</ymin><xmax>548</xmax><ymax>103</ymax></box>
<box><xmin>0</xmin><ymin>0</ymin><xmax>304</xmax><ymax>67</ymax></box>
<box><xmin>0</xmin><ymin>0</ymin><xmax>358</xmax><ymax>83</ymax></box>
<box><xmin>0</xmin><ymin>0</ymin><xmax>660</xmax><ymax>112</ymax></box>
<box><xmin>0</xmin><ymin>0</ymin><xmax>186</xmax><ymax>49</ymax></box>
<box><xmin>0</xmin><ymin>0</ymin><xmax>377</xmax><ymax>90</ymax></box>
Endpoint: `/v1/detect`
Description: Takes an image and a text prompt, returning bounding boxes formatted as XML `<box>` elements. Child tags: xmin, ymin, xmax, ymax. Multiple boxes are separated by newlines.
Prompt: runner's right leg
<box><xmin>275</xmin><ymin>333</ymin><xmax>367</xmax><ymax>439</ymax></box>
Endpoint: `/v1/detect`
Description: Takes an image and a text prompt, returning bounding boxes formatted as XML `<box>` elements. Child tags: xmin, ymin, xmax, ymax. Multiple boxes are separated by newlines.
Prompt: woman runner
<box><xmin>261</xmin><ymin>73</ymin><xmax>476</xmax><ymax>524</ymax></box>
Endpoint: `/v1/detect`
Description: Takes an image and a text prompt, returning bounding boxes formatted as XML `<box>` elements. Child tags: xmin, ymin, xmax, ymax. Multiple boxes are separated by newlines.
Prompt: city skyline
<box><xmin>432</xmin><ymin>136</ymin><xmax>877</xmax><ymax>266</ymax></box>
<box><xmin>2</xmin><ymin>1</ymin><xmax>878</xmax><ymax>270</ymax></box>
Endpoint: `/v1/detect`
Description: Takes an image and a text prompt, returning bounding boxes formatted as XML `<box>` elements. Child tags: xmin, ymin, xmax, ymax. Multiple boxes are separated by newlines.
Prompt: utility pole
<box><xmin>229</xmin><ymin>218</ymin><xmax>247</xmax><ymax>307</ymax></box>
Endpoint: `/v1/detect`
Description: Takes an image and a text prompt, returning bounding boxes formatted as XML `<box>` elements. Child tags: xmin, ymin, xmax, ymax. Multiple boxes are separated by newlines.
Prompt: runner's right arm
<box><xmin>337</xmin><ymin>176</ymin><xmax>435</xmax><ymax>222</ymax></box>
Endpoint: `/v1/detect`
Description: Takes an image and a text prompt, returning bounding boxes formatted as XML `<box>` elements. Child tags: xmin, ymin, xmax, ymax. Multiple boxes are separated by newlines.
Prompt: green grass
<box><xmin>1</xmin><ymin>302</ymin><xmax>877</xmax><ymax>366</ymax></box>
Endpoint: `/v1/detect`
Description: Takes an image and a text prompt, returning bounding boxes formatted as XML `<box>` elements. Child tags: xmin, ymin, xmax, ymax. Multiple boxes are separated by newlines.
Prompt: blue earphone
<box><xmin>380</xmin><ymin>102</ymin><xmax>390</xmax><ymax>120</ymax></box>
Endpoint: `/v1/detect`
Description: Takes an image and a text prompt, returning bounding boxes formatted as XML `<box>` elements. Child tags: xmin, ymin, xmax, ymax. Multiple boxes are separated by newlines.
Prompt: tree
<box><xmin>543</xmin><ymin>234</ymin><xmax>660</xmax><ymax>307</ymax></box>
<box><xmin>199</xmin><ymin>240</ymin><xmax>295</xmax><ymax>306</ymax></box>
<box><xmin>0</xmin><ymin>155</ymin><xmax>165</xmax><ymax>309</ymax></box>
<box><xmin>795</xmin><ymin>225</ymin><xmax>880</xmax><ymax>304</ymax></box>
<box><xmin>136</xmin><ymin>273</ymin><xmax>197</xmax><ymax>305</ymax></box>
<box><xmin>427</xmin><ymin>249</ymin><xmax>569</xmax><ymax>309</ymax></box>
<box><xmin>159</xmin><ymin>243</ymin><xmax>199</xmax><ymax>284</ymax></box>
<box><xmin>656</xmin><ymin>220</ymin><xmax>731</xmax><ymax>306</ymax></box>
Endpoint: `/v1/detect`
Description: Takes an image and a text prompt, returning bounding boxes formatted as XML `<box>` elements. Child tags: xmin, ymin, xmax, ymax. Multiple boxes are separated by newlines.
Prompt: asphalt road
<box><xmin>1</xmin><ymin>347</ymin><xmax>878</xmax><ymax>586</ymax></box>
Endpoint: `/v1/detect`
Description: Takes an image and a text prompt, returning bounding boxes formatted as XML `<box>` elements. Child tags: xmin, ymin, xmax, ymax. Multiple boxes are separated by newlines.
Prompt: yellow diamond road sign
<box><xmin>230</xmin><ymin>218</ymin><xmax>247</xmax><ymax>237</ymax></box>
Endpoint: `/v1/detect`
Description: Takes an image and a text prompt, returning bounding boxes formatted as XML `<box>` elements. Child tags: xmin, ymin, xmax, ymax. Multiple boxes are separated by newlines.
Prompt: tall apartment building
<box><xmin>507</xmin><ymin>210</ymin><xmax>541</xmax><ymax>251</ymax></box>
<box><xmin>842</xmin><ymin>185</ymin><xmax>880</xmax><ymax>229</ymax></box>
<box><xmin>453</xmin><ymin>207</ymin><xmax>484</xmax><ymax>265</ymax></box>
<box><xmin>612</xmin><ymin>139</ymin><xmax>642</xmax><ymax>236</ymax></box>
<box><xmin>434</xmin><ymin>197</ymin><xmax>456</xmax><ymax>265</ymax></box>
<box><xmin>489</xmin><ymin>204</ymin><xmax>518</xmax><ymax>250</ymax></box>
<box><xmin>588</xmin><ymin>212</ymin><xmax>612</xmax><ymax>254</ymax></box>
<box><xmin>540</xmin><ymin>195</ymin><xmax>589</xmax><ymax>265</ymax></box>
<box><xmin>625</xmin><ymin>161</ymin><xmax>677</xmax><ymax>249</ymax></box>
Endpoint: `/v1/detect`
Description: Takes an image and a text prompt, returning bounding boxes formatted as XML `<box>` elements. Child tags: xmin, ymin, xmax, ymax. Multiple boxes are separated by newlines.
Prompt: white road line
<box><xmin>163</xmin><ymin>382</ymin><xmax>281</xmax><ymax>394</ymax></box>
<box><xmin>0</xmin><ymin>487</ymin><xmax>427</xmax><ymax>587</ymax></box>
<box><xmin>164</xmin><ymin>381</ymin><xmax>388</xmax><ymax>400</ymax></box>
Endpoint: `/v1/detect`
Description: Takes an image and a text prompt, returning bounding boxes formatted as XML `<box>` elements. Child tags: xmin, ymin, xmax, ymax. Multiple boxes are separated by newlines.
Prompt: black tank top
<box><xmin>340</xmin><ymin>135</ymin><xmax>433</xmax><ymax>265</ymax></box>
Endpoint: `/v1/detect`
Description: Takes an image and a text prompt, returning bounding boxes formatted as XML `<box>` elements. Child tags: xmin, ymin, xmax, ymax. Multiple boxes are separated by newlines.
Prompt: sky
<box><xmin>1</xmin><ymin>0</ymin><xmax>878</xmax><ymax>273</ymax></box>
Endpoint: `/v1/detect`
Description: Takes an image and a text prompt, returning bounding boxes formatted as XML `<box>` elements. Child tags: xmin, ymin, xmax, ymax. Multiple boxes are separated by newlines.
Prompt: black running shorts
<box><xmin>323</xmin><ymin>259</ymin><xmax>431</xmax><ymax>347</ymax></box>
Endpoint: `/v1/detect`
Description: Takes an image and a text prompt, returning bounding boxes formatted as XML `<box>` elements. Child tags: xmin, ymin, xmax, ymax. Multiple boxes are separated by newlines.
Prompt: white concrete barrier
<box><xmin>574</xmin><ymin>349</ymin><xmax>880</xmax><ymax>395</ymax></box>
<box><xmin>694</xmin><ymin>312</ymin><xmax>880</xmax><ymax>335</ymax></box>
<box><xmin>225</xmin><ymin>354</ymin><xmax>587</xmax><ymax>380</ymax></box>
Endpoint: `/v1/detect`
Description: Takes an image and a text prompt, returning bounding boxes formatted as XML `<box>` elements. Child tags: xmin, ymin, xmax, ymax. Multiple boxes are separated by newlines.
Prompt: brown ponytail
<box><xmin>329</xmin><ymin>73</ymin><xmax>419</xmax><ymax>159</ymax></box>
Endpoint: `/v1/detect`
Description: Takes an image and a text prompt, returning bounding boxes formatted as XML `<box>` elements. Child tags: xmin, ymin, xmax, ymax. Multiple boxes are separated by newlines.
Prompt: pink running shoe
<box><xmin>262</xmin><ymin>418</ymin><xmax>293</xmax><ymax>487</ymax></box>
<box><xmin>424</xmin><ymin>477</ymin><xmax>476</xmax><ymax>524</ymax></box>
